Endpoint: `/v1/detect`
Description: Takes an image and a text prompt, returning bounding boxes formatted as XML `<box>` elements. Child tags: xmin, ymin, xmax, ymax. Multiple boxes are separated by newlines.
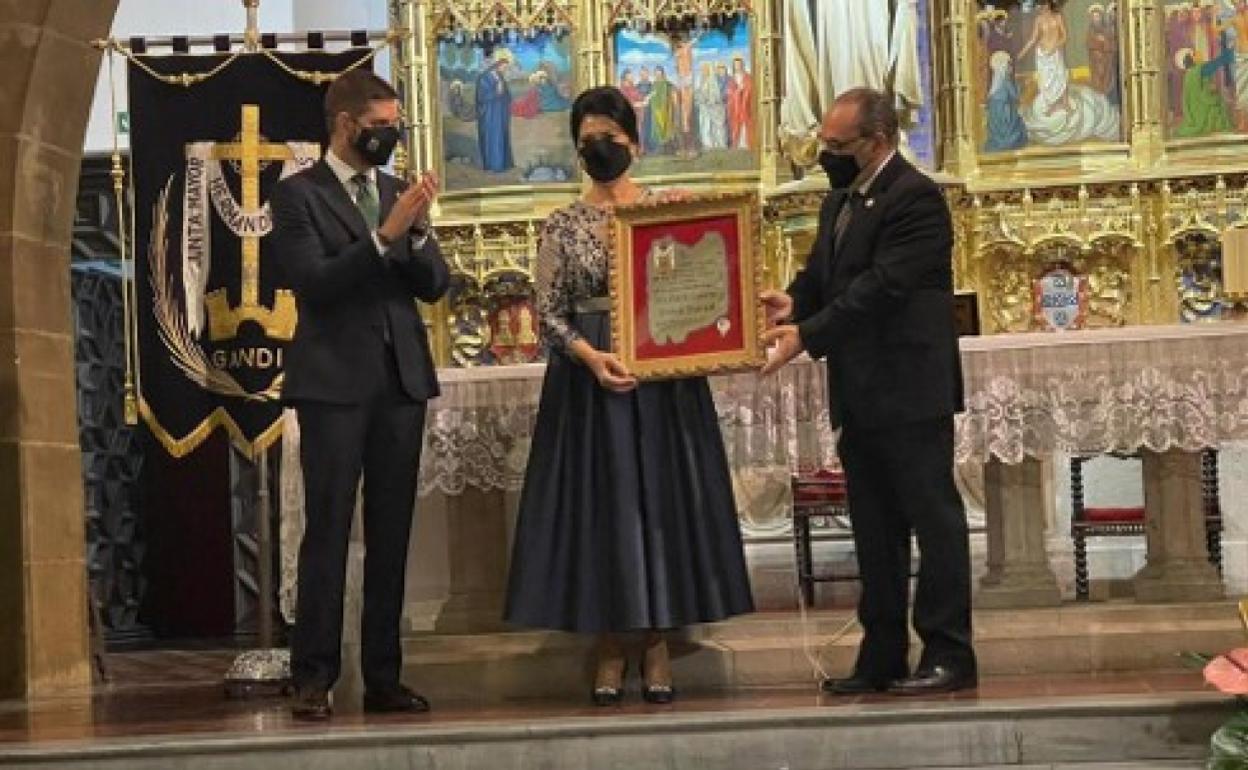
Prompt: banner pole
<box><xmin>225</xmin><ymin>443</ymin><xmax>287</xmax><ymax>699</ymax></box>
<box><xmin>243</xmin><ymin>0</ymin><xmax>261</xmax><ymax>52</ymax></box>
<box><xmin>224</xmin><ymin>0</ymin><xmax>281</xmax><ymax>700</ymax></box>
<box><xmin>256</xmin><ymin>447</ymin><xmax>274</xmax><ymax>649</ymax></box>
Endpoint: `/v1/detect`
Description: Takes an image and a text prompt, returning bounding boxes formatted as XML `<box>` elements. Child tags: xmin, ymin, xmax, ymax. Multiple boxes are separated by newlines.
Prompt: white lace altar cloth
<box><xmin>956</xmin><ymin>323</ymin><xmax>1248</xmax><ymax>464</ymax></box>
<box><xmin>282</xmin><ymin>322</ymin><xmax>1248</xmax><ymax>500</ymax></box>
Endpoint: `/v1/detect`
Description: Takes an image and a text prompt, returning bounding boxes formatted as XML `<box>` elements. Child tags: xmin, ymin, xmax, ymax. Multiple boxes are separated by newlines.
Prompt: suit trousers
<box><xmin>291</xmin><ymin>347</ymin><xmax>427</xmax><ymax>693</ymax></box>
<box><xmin>837</xmin><ymin>415</ymin><xmax>975</xmax><ymax>678</ymax></box>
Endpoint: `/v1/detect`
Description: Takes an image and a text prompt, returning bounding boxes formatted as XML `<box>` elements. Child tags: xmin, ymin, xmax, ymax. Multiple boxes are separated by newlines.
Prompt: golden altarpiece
<box><xmin>384</xmin><ymin>0</ymin><xmax>1248</xmax><ymax>360</ymax></box>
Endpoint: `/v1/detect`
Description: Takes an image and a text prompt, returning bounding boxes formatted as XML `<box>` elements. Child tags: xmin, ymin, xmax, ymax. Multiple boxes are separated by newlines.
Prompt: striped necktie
<box><xmin>350</xmin><ymin>172</ymin><xmax>391</xmax><ymax>343</ymax></box>
<box><xmin>351</xmin><ymin>173</ymin><xmax>379</xmax><ymax>229</ymax></box>
<box><xmin>834</xmin><ymin>192</ymin><xmax>859</xmax><ymax>250</ymax></box>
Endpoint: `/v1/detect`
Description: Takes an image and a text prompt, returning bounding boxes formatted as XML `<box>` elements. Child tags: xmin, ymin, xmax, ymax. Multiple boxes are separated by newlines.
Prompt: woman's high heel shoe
<box><xmin>642</xmin><ymin>633</ymin><xmax>675</xmax><ymax>705</ymax></box>
<box><xmin>591</xmin><ymin>635</ymin><xmax>627</xmax><ymax>706</ymax></box>
<box><xmin>592</xmin><ymin>664</ymin><xmax>627</xmax><ymax>706</ymax></box>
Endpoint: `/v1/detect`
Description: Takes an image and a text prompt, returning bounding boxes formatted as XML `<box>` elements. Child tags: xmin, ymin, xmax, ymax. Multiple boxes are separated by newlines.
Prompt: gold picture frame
<box><xmin>609</xmin><ymin>191</ymin><xmax>765</xmax><ymax>380</ymax></box>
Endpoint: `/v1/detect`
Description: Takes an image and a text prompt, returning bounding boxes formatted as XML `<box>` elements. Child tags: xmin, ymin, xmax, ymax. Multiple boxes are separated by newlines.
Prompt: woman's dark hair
<box><xmin>570</xmin><ymin>86</ymin><xmax>640</xmax><ymax>145</ymax></box>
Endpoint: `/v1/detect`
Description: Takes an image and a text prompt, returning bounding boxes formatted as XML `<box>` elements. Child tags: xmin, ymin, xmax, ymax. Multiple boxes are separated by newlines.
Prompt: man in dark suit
<box><xmin>761</xmin><ymin>88</ymin><xmax>976</xmax><ymax>695</ymax></box>
<box><xmin>271</xmin><ymin>70</ymin><xmax>450</xmax><ymax>720</ymax></box>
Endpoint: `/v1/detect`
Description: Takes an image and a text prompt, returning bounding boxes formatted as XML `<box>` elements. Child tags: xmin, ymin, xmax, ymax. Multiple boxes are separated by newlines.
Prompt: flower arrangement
<box><xmin>1201</xmin><ymin>600</ymin><xmax>1248</xmax><ymax>769</ymax></box>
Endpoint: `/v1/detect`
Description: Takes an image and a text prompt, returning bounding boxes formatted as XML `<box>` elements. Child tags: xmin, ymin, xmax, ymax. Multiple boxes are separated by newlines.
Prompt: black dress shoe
<box><xmin>290</xmin><ymin>687</ymin><xmax>331</xmax><ymax>721</ymax></box>
<box><xmin>363</xmin><ymin>684</ymin><xmax>431</xmax><ymax>713</ymax></box>
<box><xmin>889</xmin><ymin>665</ymin><xmax>977</xmax><ymax>695</ymax></box>
<box><xmin>820</xmin><ymin>674</ymin><xmax>893</xmax><ymax>695</ymax></box>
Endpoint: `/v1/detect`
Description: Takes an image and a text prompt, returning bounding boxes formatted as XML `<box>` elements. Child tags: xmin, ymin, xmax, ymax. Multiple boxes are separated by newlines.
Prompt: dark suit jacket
<box><xmin>271</xmin><ymin>160</ymin><xmax>450</xmax><ymax>404</ymax></box>
<box><xmin>787</xmin><ymin>153</ymin><xmax>964</xmax><ymax>430</ymax></box>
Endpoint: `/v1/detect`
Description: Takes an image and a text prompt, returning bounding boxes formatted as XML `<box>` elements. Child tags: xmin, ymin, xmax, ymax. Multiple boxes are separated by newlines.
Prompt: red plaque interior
<box><xmin>630</xmin><ymin>214</ymin><xmax>744</xmax><ymax>362</ymax></box>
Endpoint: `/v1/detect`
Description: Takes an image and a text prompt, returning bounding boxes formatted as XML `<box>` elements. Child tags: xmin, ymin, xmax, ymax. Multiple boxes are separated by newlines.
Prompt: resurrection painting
<box><xmin>976</xmin><ymin>0</ymin><xmax>1124</xmax><ymax>153</ymax></box>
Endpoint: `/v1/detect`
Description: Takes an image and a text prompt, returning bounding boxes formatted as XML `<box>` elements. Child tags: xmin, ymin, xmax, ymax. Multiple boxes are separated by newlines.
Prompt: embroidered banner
<box><xmin>129</xmin><ymin>50</ymin><xmax>370</xmax><ymax>456</ymax></box>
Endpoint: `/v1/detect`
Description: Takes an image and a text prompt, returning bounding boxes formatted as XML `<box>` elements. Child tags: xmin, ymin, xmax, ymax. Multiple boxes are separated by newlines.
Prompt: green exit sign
<box><xmin>116</xmin><ymin>111</ymin><xmax>129</xmax><ymax>134</ymax></box>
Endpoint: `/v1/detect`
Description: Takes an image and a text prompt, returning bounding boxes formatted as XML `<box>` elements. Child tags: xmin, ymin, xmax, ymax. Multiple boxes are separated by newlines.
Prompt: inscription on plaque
<box><xmin>646</xmin><ymin>232</ymin><xmax>730</xmax><ymax>345</ymax></box>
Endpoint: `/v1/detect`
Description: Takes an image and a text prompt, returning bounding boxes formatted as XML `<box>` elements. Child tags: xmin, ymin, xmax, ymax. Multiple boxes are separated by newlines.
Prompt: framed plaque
<box><xmin>609</xmin><ymin>191</ymin><xmax>765</xmax><ymax>380</ymax></box>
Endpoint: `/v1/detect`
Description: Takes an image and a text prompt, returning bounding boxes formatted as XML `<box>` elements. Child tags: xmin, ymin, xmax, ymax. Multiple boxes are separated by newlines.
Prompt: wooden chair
<box><xmin>1070</xmin><ymin>449</ymin><xmax>1223</xmax><ymax>600</ymax></box>
<box><xmin>790</xmin><ymin>469</ymin><xmax>851</xmax><ymax>607</ymax></box>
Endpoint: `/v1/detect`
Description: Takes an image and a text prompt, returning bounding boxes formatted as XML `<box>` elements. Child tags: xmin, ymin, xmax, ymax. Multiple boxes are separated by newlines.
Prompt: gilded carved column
<box><xmin>1126</xmin><ymin>0</ymin><xmax>1164</xmax><ymax>168</ymax></box>
<box><xmin>935</xmin><ymin>0</ymin><xmax>978</xmax><ymax>178</ymax></box>
<box><xmin>757</xmin><ymin>0</ymin><xmax>782</xmax><ymax>188</ymax></box>
<box><xmin>392</xmin><ymin>0</ymin><xmax>450</xmax><ymax>365</ymax></box>
<box><xmin>577</xmin><ymin>0</ymin><xmax>606</xmax><ymax>90</ymax></box>
<box><xmin>1144</xmin><ymin>185</ymin><xmax>1168</xmax><ymax>324</ymax></box>
<box><xmin>949</xmin><ymin>188</ymin><xmax>976</xmax><ymax>292</ymax></box>
<box><xmin>392</xmin><ymin>0</ymin><xmax>435</xmax><ymax>175</ymax></box>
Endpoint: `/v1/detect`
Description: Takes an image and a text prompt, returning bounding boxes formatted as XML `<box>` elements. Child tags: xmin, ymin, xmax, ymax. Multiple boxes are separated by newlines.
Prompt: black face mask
<box><xmin>579</xmin><ymin>137</ymin><xmax>632</xmax><ymax>183</ymax></box>
<box><xmin>818</xmin><ymin>149</ymin><xmax>861</xmax><ymax>189</ymax></box>
<box><xmin>353</xmin><ymin>124</ymin><xmax>401</xmax><ymax>167</ymax></box>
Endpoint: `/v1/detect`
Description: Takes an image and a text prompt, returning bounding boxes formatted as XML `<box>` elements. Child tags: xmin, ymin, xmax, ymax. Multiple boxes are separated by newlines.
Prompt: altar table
<box><xmin>280</xmin><ymin>323</ymin><xmax>1248</xmax><ymax>626</ymax></box>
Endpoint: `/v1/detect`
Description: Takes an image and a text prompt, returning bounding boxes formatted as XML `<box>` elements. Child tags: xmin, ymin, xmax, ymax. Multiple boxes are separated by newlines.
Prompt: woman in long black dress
<box><xmin>503</xmin><ymin>87</ymin><xmax>754</xmax><ymax>705</ymax></box>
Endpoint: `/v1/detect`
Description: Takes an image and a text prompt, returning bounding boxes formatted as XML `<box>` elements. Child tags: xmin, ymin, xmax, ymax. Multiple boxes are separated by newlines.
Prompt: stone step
<box><xmin>0</xmin><ymin>692</ymin><xmax>1229</xmax><ymax>770</ymax></box>
<box><xmin>384</xmin><ymin>601</ymin><xmax>1244</xmax><ymax>702</ymax></box>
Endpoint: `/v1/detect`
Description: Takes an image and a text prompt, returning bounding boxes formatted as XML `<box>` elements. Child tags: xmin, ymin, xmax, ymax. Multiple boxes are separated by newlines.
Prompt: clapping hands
<box><xmin>379</xmin><ymin>171</ymin><xmax>438</xmax><ymax>244</ymax></box>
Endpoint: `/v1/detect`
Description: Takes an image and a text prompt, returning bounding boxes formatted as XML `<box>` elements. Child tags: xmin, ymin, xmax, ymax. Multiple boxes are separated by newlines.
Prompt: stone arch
<box><xmin>0</xmin><ymin>0</ymin><xmax>121</xmax><ymax>698</ymax></box>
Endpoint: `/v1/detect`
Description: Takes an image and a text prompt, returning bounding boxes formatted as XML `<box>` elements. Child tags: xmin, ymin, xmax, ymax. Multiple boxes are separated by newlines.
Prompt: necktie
<box><xmin>350</xmin><ymin>173</ymin><xmax>392</xmax><ymax>344</ymax></box>
<box><xmin>351</xmin><ymin>173</ymin><xmax>379</xmax><ymax>230</ymax></box>
<box><xmin>834</xmin><ymin>192</ymin><xmax>858</xmax><ymax>251</ymax></box>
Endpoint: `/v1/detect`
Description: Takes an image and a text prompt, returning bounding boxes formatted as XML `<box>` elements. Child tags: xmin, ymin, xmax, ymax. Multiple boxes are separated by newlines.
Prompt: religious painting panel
<box><xmin>975</xmin><ymin>1</ymin><xmax>1125</xmax><ymax>155</ymax></box>
<box><xmin>1161</xmin><ymin>2</ymin><xmax>1248</xmax><ymax>141</ymax></box>
<box><xmin>610</xmin><ymin>192</ymin><xmax>765</xmax><ymax>379</ymax></box>
<box><xmin>609</xmin><ymin>14</ymin><xmax>758</xmax><ymax>179</ymax></box>
<box><xmin>435</xmin><ymin>29</ymin><xmax>577</xmax><ymax>193</ymax></box>
<box><xmin>1172</xmin><ymin>229</ymin><xmax>1233</xmax><ymax>321</ymax></box>
<box><xmin>779</xmin><ymin>0</ymin><xmax>938</xmax><ymax>171</ymax></box>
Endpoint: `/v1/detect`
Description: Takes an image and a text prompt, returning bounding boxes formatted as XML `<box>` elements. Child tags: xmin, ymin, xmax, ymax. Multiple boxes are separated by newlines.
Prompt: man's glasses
<box><xmin>821</xmin><ymin>135</ymin><xmax>867</xmax><ymax>153</ymax></box>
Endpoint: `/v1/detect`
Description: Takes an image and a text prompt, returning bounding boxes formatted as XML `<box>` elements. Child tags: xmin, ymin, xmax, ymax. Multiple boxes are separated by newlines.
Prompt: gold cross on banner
<box><xmin>203</xmin><ymin>103</ymin><xmax>298</xmax><ymax>342</ymax></box>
